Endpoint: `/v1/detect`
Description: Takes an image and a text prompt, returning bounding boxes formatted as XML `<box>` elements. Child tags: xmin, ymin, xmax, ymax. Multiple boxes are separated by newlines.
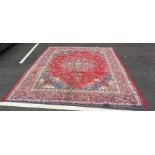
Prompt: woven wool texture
<box><xmin>2</xmin><ymin>47</ymin><xmax>147</xmax><ymax>108</ymax></box>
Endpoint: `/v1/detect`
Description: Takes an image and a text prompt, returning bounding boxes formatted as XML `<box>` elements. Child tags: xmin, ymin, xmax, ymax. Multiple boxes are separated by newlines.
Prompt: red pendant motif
<box><xmin>47</xmin><ymin>50</ymin><xmax>107</xmax><ymax>89</ymax></box>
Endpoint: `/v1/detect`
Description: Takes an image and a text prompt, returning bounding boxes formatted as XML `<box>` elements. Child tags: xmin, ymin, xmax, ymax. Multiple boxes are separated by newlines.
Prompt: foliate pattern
<box><xmin>4</xmin><ymin>47</ymin><xmax>145</xmax><ymax>107</ymax></box>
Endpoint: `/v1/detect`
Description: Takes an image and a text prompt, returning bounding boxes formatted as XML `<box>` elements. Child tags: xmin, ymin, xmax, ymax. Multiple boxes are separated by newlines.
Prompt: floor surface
<box><xmin>0</xmin><ymin>43</ymin><xmax>154</xmax><ymax>110</ymax></box>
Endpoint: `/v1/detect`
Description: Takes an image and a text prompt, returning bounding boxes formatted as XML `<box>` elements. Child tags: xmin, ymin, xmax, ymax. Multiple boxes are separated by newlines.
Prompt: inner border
<box><xmin>31</xmin><ymin>48</ymin><xmax>120</xmax><ymax>94</ymax></box>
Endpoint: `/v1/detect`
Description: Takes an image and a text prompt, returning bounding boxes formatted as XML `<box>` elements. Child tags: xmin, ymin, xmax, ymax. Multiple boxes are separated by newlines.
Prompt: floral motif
<box><xmin>3</xmin><ymin>47</ymin><xmax>146</xmax><ymax>108</ymax></box>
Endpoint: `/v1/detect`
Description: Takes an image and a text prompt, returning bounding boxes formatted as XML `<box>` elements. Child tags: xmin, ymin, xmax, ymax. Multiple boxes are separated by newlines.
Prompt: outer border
<box><xmin>2</xmin><ymin>47</ymin><xmax>50</xmax><ymax>101</ymax></box>
<box><xmin>1</xmin><ymin>47</ymin><xmax>148</xmax><ymax>109</ymax></box>
<box><xmin>112</xmin><ymin>48</ymin><xmax>148</xmax><ymax>108</ymax></box>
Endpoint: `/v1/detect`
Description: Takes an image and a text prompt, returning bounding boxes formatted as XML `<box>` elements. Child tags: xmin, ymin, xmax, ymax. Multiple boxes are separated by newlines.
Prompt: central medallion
<box><xmin>46</xmin><ymin>50</ymin><xmax>107</xmax><ymax>89</ymax></box>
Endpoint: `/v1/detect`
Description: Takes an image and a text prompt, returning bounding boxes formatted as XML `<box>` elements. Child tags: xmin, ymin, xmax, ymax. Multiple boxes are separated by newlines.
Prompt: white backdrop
<box><xmin>0</xmin><ymin>0</ymin><xmax>155</xmax><ymax>42</ymax></box>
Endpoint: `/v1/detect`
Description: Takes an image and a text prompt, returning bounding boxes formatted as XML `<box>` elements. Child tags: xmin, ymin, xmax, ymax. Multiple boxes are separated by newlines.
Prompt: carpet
<box><xmin>2</xmin><ymin>47</ymin><xmax>148</xmax><ymax>109</ymax></box>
